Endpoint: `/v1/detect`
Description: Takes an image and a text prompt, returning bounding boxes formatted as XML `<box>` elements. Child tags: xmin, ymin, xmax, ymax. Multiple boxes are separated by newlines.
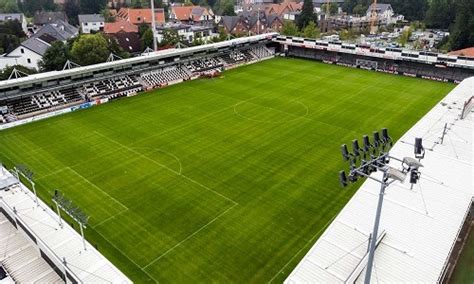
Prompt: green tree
<box><xmin>302</xmin><ymin>21</ymin><xmax>320</xmax><ymax>38</ymax></box>
<box><xmin>447</xmin><ymin>0</ymin><xmax>474</xmax><ymax>51</ymax></box>
<box><xmin>39</xmin><ymin>41</ymin><xmax>69</xmax><ymax>71</ymax></box>
<box><xmin>141</xmin><ymin>27</ymin><xmax>154</xmax><ymax>50</ymax></box>
<box><xmin>398</xmin><ymin>27</ymin><xmax>412</xmax><ymax>47</ymax></box>
<box><xmin>222</xmin><ymin>2</ymin><xmax>235</xmax><ymax>16</ymax></box>
<box><xmin>71</xmin><ymin>34</ymin><xmax>109</xmax><ymax>65</ymax></box>
<box><xmin>19</xmin><ymin>0</ymin><xmax>56</xmax><ymax>16</ymax></box>
<box><xmin>0</xmin><ymin>0</ymin><xmax>19</xmax><ymax>12</ymax></box>
<box><xmin>342</xmin><ymin>0</ymin><xmax>358</xmax><ymax>13</ymax></box>
<box><xmin>0</xmin><ymin>65</ymin><xmax>37</xmax><ymax>81</ymax></box>
<box><xmin>0</xmin><ymin>20</ymin><xmax>26</xmax><ymax>54</ymax></box>
<box><xmin>80</xmin><ymin>0</ymin><xmax>106</xmax><ymax>14</ymax></box>
<box><xmin>297</xmin><ymin>0</ymin><xmax>316</xmax><ymax>29</ymax></box>
<box><xmin>102</xmin><ymin>8</ymin><xmax>116</xmax><ymax>22</ymax></box>
<box><xmin>159</xmin><ymin>29</ymin><xmax>181</xmax><ymax>47</ymax></box>
<box><xmin>352</xmin><ymin>3</ymin><xmax>366</xmax><ymax>15</ymax></box>
<box><xmin>64</xmin><ymin>0</ymin><xmax>79</xmax><ymax>26</ymax></box>
<box><xmin>321</xmin><ymin>2</ymin><xmax>338</xmax><ymax>15</ymax></box>
<box><xmin>281</xmin><ymin>20</ymin><xmax>299</xmax><ymax>36</ymax></box>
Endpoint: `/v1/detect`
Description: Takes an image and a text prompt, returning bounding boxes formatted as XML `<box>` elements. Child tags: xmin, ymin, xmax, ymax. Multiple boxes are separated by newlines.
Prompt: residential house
<box><xmin>312</xmin><ymin>0</ymin><xmax>344</xmax><ymax>13</ymax></box>
<box><xmin>116</xmin><ymin>8</ymin><xmax>165</xmax><ymax>25</ymax></box>
<box><xmin>156</xmin><ymin>23</ymin><xmax>215</xmax><ymax>44</ymax></box>
<box><xmin>33</xmin><ymin>11</ymin><xmax>67</xmax><ymax>26</ymax></box>
<box><xmin>169</xmin><ymin>5</ymin><xmax>214</xmax><ymax>24</ymax></box>
<box><xmin>241</xmin><ymin>1</ymin><xmax>302</xmax><ymax>17</ymax></box>
<box><xmin>0</xmin><ymin>13</ymin><xmax>28</xmax><ymax>34</ymax></box>
<box><xmin>104</xmin><ymin>20</ymin><xmax>139</xmax><ymax>34</ymax></box>
<box><xmin>0</xmin><ymin>20</ymin><xmax>78</xmax><ymax>70</ymax></box>
<box><xmin>78</xmin><ymin>14</ymin><xmax>105</xmax><ymax>33</ymax></box>
<box><xmin>366</xmin><ymin>3</ymin><xmax>395</xmax><ymax>23</ymax></box>
<box><xmin>107</xmin><ymin>32</ymin><xmax>141</xmax><ymax>54</ymax></box>
<box><xmin>220</xmin><ymin>12</ymin><xmax>282</xmax><ymax>35</ymax></box>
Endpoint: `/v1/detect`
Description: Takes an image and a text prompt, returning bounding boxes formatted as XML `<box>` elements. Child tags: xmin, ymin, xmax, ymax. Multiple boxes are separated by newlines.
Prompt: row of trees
<box><xmin>39</xmin><ymin>33</ymin><xmax>130</xmax><ymax>71</ymax></box>
<box><xmin>0</xmin><ymin>20</ymin><xmax>26</xmax><ymax>54</ymax></box>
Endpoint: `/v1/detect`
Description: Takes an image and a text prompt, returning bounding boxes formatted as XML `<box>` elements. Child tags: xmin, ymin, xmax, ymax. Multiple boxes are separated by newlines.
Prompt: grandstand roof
<box><xmin>0</xmin><ymin>167</ymin><xmax>132</xmax><ymax>283</ymax></box>
<box><xmin>286</xmin><ymin>77</ymin><xmax>473</xmax><ymax>283</ymax></box>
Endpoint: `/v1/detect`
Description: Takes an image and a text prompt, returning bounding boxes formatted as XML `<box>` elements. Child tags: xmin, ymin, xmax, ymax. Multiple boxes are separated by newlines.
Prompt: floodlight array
<box><xmin>53</xmin><ymin>191</ymin><xmax>89</xmax><ymax>227</ymax></box>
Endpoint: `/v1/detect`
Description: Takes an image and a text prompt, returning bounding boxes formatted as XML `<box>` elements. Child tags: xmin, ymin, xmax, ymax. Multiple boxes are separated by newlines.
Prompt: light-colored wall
<box><xmin>0</xmin><ymin>46</ymin><xmax>43</xmax><ymax>70</ymax></box>
<box><xmin>81</xmin><ymin>21</ymin><xmax>105</xmax><ymax>33</ymax></box>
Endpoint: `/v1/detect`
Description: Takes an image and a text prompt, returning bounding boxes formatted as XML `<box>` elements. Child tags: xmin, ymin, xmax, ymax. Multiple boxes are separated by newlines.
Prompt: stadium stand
<box><xmin>0</xmin><ymin>36</ymin><xmax>275</xmax><ymax>126</ymax></box>
<box><xmin>140</xmin><ymin>66</ymin><xmax>190</xmax><ymax>89</ymax></box>
<box><xmin>286</xmin><ymin>77</ymin><xmax>473</xmax><ymax>283</ymax></box>
<box><xmin>0</xmin><ymin>167</ymin><xmax>132</xmax><ymax>283</ymax></box>
<box><xmin>0</xmin><ymin>212</ymin><xmax>64</xmax><ymax>283</ymax></box>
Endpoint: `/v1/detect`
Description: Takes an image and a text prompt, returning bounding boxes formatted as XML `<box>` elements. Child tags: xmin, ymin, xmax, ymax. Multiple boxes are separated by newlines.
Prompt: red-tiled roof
<box><xmin>171</xmin><ymin>6</ymin><xmax>211</xmax><ymax>21</ymax></box>
<box><xmin>117</xmin><ymin>8</ymin><xmax>165</xmax><ymax>25</ymax></box>
<box><xmin>104</xmin><ymin>20</ymin><xmax>139</xmax><ymax>34</ymax></box>
<box><xmin>448</xmin><ymin>47</ymin><xmax>474</xmax><ymax>58</ymax></box>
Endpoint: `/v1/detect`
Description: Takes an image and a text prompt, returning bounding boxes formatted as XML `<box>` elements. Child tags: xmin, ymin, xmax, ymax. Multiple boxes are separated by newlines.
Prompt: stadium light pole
<box><xmin>150</xmin><ymin>0</ymin><xmax>158</xmax><ymax>51</ymax></box>
<box><xmin>339</xmin><ymin>129</ymin><xmax>425</xmax><ymax>283</ymax></box>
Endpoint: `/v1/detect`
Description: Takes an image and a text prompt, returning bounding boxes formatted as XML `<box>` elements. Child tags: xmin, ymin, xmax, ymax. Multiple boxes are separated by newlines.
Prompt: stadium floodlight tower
<box><xmin>14</xmin><ymin>164</ymin><xmax>38</xmax><ymax>205</ymax></box>
<box><xmin>339</xmin><ymin>128</ymin><xmax>425</xmax><ymax>284</ymax></box>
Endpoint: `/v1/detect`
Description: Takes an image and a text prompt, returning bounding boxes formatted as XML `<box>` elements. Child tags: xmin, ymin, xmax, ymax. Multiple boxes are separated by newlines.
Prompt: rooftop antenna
<box><xmin>338</xmin><ymin>129</ymin><xmax>425</xmax><ymax>284</ymax></box>
<box><xmin>8</xmin><ymin>68</ymin><xmax>29</xmax><ymax>80</ymax></box>
<box><xmin>106</xmin><ymin>53</ymin><xmax>123</xmax><ymax>62</ymax></box>
<box><xmin>62</xmin><ymin>60</ymin><xmax>80</xmax><ymax>70</ymax></box>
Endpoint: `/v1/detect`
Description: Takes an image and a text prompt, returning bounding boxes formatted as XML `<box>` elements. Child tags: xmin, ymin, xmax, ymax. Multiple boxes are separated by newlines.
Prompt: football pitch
<box><xmin>0</xmin><ymin>57</ymin><xmax>454</xmax><ymax>282</ymax></box>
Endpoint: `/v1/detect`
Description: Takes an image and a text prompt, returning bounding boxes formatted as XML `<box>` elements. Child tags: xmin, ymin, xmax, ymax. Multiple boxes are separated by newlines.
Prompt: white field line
<box><xmin>66</xmin><ymin>166</ymin><xmax>129</xmax><ymax>211</ymax></box>
<box><xmin>94</xmin><ymin>131</ymin><xmax>238</xmax><ymax>206</ymax></box>
<box><xmin>268</xmin><ymin>214</ymin><xmax>337</xmax><ymax>283</ymax></box>
<box><xmin>94</xmin><ymin>229</ymin><xmax>161</xmax><ymax>284</ymax></box>
<box><xmin>143</xmin><ymin>203</ymin><xmax>238</xmax><ymax>269</ymax></box>
<box><xmin>92</xmin><ymin>208</ymin><xmax>129</xmax><ymax>229</ymax></box>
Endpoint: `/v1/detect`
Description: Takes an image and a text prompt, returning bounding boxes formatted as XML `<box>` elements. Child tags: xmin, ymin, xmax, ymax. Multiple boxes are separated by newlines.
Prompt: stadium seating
<box><xmin>140</xmin><ymin>67</ymin><xmax>189</xmax><ymax>88</ymax></box>
<box><xmin>0</xmin><ymin>213</ymin><xmax>63</xmax><ymax>283</ymax></box>
<box><xmin>184</xmin><ymin>57</ymin><xmax>224</xmax><ymax>73</ymax></box>
<box><xmin>5</xmin><ymin>88</ymin><xmax>83</xmax><ymax>117</ymax></box>
<box><xmin>82</xmin><ymin>75</ymin><xmax>142</xmax><ymax>100</ymax></box>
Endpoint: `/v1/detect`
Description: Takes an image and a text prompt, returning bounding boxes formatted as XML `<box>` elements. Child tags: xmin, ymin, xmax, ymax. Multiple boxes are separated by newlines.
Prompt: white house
<box><xmin>78</xmin><ymin>14</ymin><xmax>105</xmax><ymax>34</ymax></box>
<box><xmin>0</xmin><ymin>13</ymin><xmax>28</xmax><ymax>35</ymax></box>
<box><xmin>156</xmin><ymin>23</ymin><xmax>215</xmax><ymax>44</ymax></box>
<box><xmin>0</xmin><ymin>20</ymin><xmax>78</xmax><ymax>70</ymax></box>
<box><xmin>366</xmin><ymin>3</ymin><xmax>395</xmax><ymax>23</ymax></box>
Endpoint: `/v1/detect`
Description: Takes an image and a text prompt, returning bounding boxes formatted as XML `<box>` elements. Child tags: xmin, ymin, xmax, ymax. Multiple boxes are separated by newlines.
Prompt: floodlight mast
<box><xmin>338</xmin><ymin>129</ymin><xmax>423</xmax><ymax>283</ymax></box>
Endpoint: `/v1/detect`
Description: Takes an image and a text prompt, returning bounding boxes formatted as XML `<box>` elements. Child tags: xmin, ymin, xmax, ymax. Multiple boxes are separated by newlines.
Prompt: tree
<box><xmin>0</xmin><ymin>20</ymin><xmax>26</xmax><ymax>54</ymax></box>
<box><xmin>281</xmin><ymin>20</ymin><xmax>299</xmax><ymax>36</ymax></box>
<box><xmin>39</xmin><ymin>41</ymin><xmax>69</xmax><ymax>71</ymax></box>
<box><xmin>398</xmin><ymin>27</ymin><xmax>412</xmax><ymax>47</ymax></box>
<box><xmin>321</xmin><ymin>2</ymin><xmax>338</xmax><ymax>15</ymax></box>
<box><xmin>64</xmin><ymin>0</ymin><xmax>79</xmax><ymax>26</ymax></box>
<box><xmin>352</xmin><ymin>3</ymin><xmax>366</xmax><ymax>16</ymax></box>
<box><xmin>303</xmin><ymin>21</ymin><xmax>320</xmax><ymax>38</ymax></box>
<box><xmin>141</xmin><ymin>27</ymin><xmax>154</xmax><ymax>50</ymax></box>
<box><xmin>447</xmin><ymin>0</ymin><xmax>474</xmax><ymax>51</ymax></box>
<box><xmin>102</xmin><ymin>8</ymin><xmax>116</xmax><ymax>22</ymax></box>
<box><xmin>71</xmin><ymin>34</ymin><xmax>109</xmax><ymax>65</ymax></box>
<box><xmin>425</xmin><ymin>0</ymin><xmax>455</xmax><ymax>29</ymax></box>
<box><xmin>342</xmin><ymin>0</ymin><xmax>358</xmax><ymax>13</ymax></box>
<box><xmin>222</xmin><ymin>2</ymin><xmax>235</xmax><ymax>16</ymax></box>
<box><xmin>0</xmin><ymin>0</ymin><xmax>19</xmax><ymax>12</ymax></box>
<box><xmin>0</xmin><ymin>65</ymin><xmax>36</xmax><ymax>81</ymax></box>
<box><xmin>19</xmin><ymin>0</ymin><xmax>56</xmax><ymax>16</ymax></box>
<box><xmin>80</xmin><ymin>0</ymin><xmax>106</xmax><ymax>14</ymax></box>
<box><xmin>297</xmin><ymin>0</ymin><xmax>316</xmax><ymax>29</ymax></box>
<box><xmin>105</xmin><ymin>35</ymin><xmax>130</xmax><ymax>58</ymax></box>
<box><xmin>159</xmin><ymin>29</ymin><xmax>181</xmax><ymax>47</ymax></box>
<box><xmin>379</xmin><ymin>0</ymin><xmax>427</xmax><ymax>21</ymax></box>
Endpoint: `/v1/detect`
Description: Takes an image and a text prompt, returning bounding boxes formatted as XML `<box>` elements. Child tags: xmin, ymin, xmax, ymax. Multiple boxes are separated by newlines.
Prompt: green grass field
<box><xmin>0</xmin><ymin>58</ymin><xmax>454</xmax><ymax>283</ymax></box>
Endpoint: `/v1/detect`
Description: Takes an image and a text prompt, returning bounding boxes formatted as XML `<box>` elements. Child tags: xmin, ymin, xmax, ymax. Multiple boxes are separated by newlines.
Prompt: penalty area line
<box><xmin>143</xmin><ymin>203</ymin><xmax>238</xmax><ymax>269</ymax></box>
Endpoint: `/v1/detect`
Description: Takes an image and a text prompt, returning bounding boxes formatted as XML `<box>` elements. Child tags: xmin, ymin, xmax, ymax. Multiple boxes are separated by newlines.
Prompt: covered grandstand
<box><xmin>285</xmin><ymin>77</ymin><xmax>473</xmax><ymax>283</ymax></box>
<box><xmin>0</xmin><ymin>167</ymin><xmax>132</xmax><ymax>283</ymax></box>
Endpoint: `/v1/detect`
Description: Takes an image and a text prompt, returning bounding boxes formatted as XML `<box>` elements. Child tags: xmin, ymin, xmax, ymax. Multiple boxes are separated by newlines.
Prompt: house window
<box><xmin>27</xmin><ymin>58</ymin><xmax>31</xmax><ymax>64</ymax></box>
<box><xmin>137</xmin><ymin>16</ymin><xmax>141</xmax><ymax>21</ymax></box>
<box><xmin>21</xmin><ymin>48</ymin><xmax>24</xmax><ymax>54</ymax></box>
